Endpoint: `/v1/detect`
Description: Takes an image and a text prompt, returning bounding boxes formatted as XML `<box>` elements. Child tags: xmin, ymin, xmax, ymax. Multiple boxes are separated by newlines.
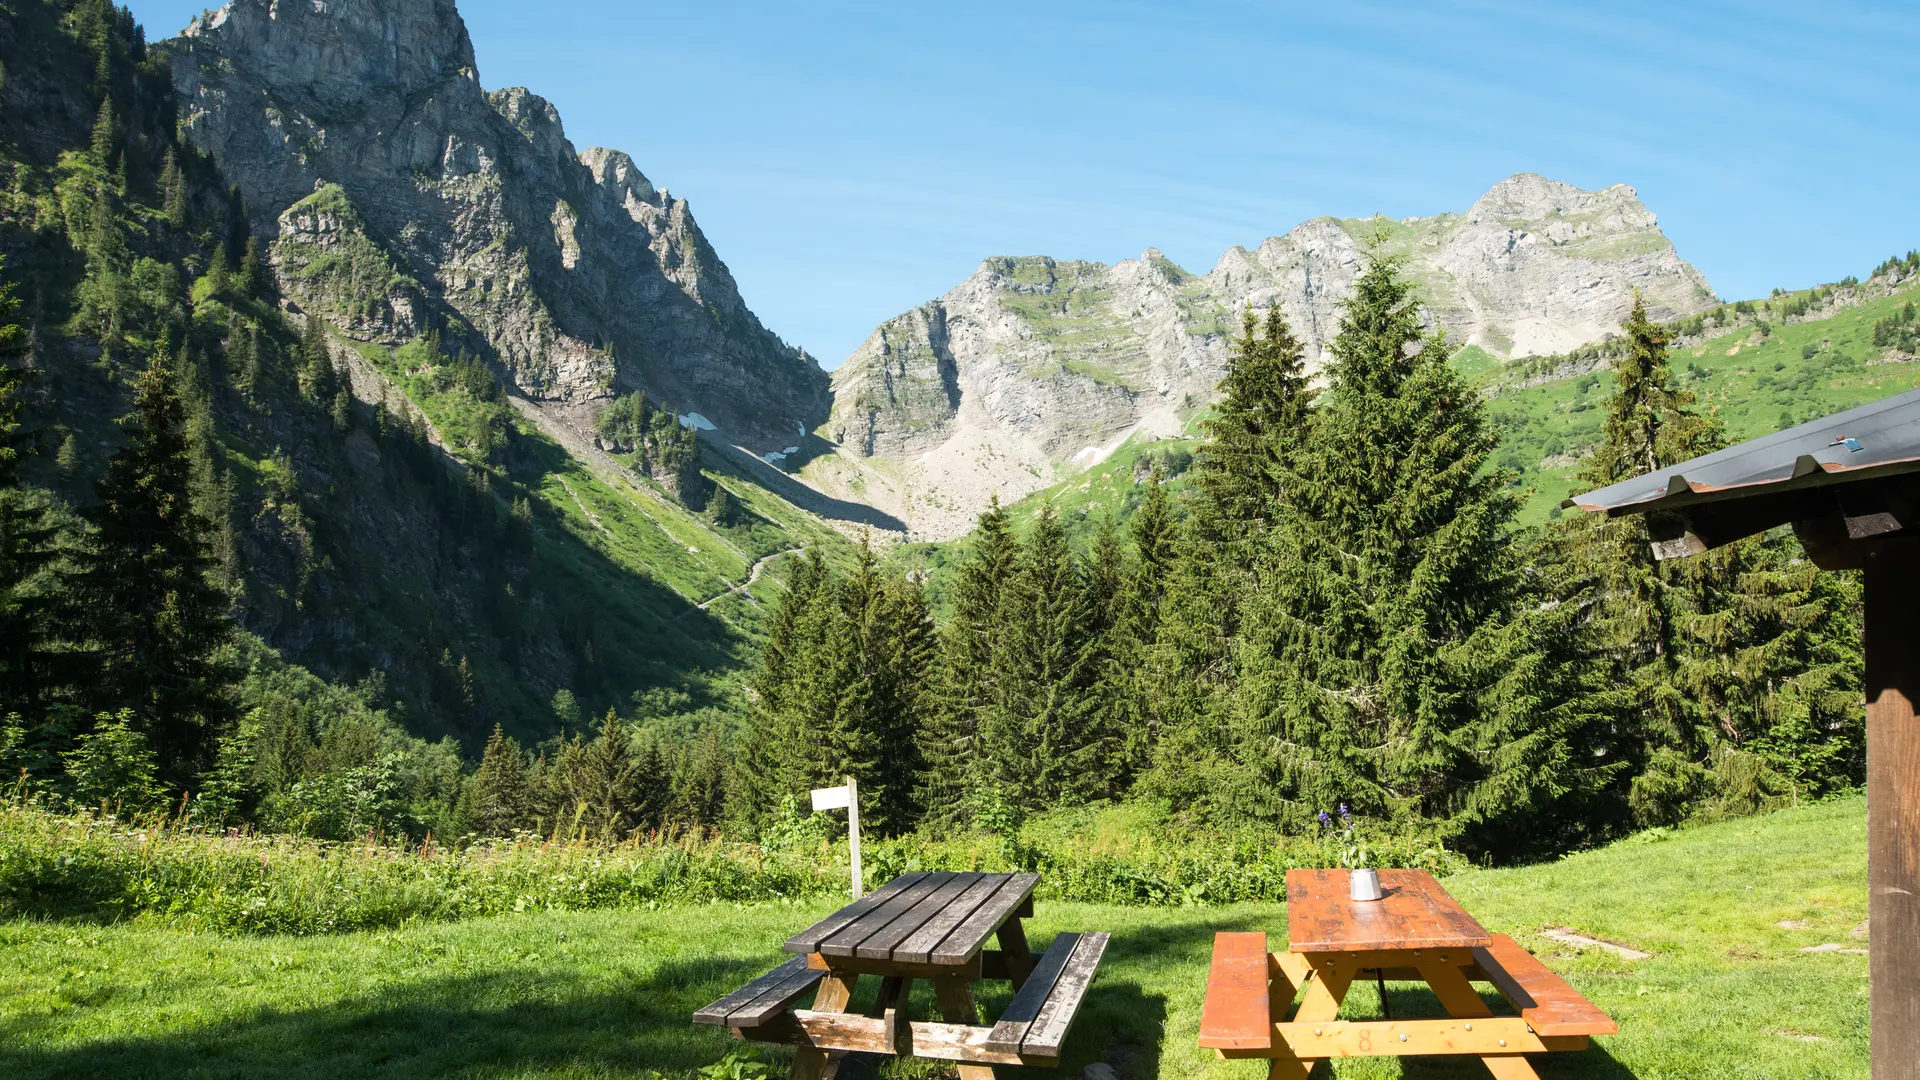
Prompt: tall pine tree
<box><xmin>917</xmin><ymin>496</ymin><xmax>1018</xmax><ymax>824</ymax></box>
<box><xmin>1143</xmin><ymin>306</ymin><xmax>1313</xmax><ymax>814</ymax></box>
<box><xmin>0</xmin><ymin>258</ymin><xmax>69</xmax><ymax>726</ymax></box>
<box><xmin>978</xmin><ymin>506</ymin><xmax>1115</xmax><ymax>809</ymax></box>
<box><xmin>75</xmin><ymin>340</ymin><xmax>238</xmax><ymax>785</ymax></box>
<box><xmin>1559</xmin><ymin>294</ymin><xmax>1863</xmax><ymax>825</ymax></box>
<box><xmin>744</xmin><ymin>541</ymin><xmax>933</xmax><ymax>835</ymax></box>
<box><xmin>1231</xmin><ymin>249</ymin><xmax>1605</xmax><ymax>852</ymax></box>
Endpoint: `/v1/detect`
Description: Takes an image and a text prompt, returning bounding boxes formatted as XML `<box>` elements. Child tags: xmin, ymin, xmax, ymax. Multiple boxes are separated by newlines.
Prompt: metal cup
<box><xmin>1349</xmin><ymin>867</ymin><xmax>1383</xmax><ymax>902</ymax></box>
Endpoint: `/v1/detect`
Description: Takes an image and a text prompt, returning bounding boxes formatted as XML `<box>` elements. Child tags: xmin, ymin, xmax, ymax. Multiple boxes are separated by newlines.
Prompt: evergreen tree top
<box><xmin>1582</xmin><ymin>292</ymin><xmax>1724</xmax><ymax>488</ymax></box>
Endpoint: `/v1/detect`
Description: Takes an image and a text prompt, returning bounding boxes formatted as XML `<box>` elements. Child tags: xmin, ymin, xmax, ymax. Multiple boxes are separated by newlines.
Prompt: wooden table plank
<box><xmin>1285</xmin><ymin>869</ymin><xmax>1491</xmax><ymax>953</ymax></box>
<box><xmin>854</xmin><ymin>872</ymin><xmax>986</xmax><ymax>960</ymax></box>
<box><xmin>931</xmin><ymin>873</ymin><xmax>1041</xmax><ymax>966</ymax></box>
<box><xmin>1197</xmin><ymin>931</ymin><xmax>1271</xmax><ymax>1050</ymax></box>
<box><xmin>785</xmin><ymin>871</ymin><xmax>930</xmax><ymax>954</ymax></box>
<box><xmin>893</xmin><ymin>874</ymin><xmax>1008</xmax><ymax>965</ymax></box>
<box><xmin>819</xmin><ymin>872</ymin><xmax>955</xmax><ymax>958</ymax></box>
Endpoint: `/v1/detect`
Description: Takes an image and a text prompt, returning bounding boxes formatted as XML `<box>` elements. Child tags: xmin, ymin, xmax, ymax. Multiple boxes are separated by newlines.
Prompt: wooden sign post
<box><xmin>810</xmin><ymin>777</ymin><xmax>862</xmax><ymax>899</ymax></box>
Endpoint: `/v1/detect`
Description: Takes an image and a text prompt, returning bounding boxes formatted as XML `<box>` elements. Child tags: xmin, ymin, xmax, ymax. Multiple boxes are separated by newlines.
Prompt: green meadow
<box><xmin>2</xmin><ymin>795</ymin><xmax>1865</xmax><ymax>1079</ymax></box>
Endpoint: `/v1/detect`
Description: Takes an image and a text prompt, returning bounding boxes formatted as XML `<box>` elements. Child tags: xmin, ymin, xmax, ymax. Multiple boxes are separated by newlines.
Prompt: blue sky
<box><xmin>129</xmin><ymin>1</ymin><xmax>1918</xmax><ymax>369</ymax></box>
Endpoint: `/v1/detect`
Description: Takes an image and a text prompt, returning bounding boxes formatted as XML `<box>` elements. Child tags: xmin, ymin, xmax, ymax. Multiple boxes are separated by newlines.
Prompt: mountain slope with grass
<box><xmin>0</xmin><ymin>0</ymin><xmax>859</xmax><ymax>758</ymax></box>
<box><xmin>932</xmin><ymin>255</ymin><xmax>1920</xmax><ymax>574</ymax></box>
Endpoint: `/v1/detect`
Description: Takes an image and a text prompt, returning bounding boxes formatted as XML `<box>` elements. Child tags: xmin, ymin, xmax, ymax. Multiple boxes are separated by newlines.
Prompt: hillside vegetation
<box><xmin>0</xmin><ymin>0</ymin><xmax>864</xmax><ymax>850</ymax></box>
<box><xmin>0</xmin><ymin>794</ymin><xmax>1869</xmax><ymax>1078</ymax></box>
<box><xmin>969</xmin><ymin>257</ymin><xmax>1920</xmax><ymax>537</ymax></box>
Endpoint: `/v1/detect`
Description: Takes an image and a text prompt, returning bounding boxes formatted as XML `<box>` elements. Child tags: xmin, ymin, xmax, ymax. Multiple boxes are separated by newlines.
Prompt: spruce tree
<box><xmin>161</xmin><ymin>148</ymin><xmax>186</xmax><ymax>227</ymax></box>
<box><xmin>917</xmin><ymin>496</ymin><xmax>1018</xmax><ymax>823</ymax></box>
<box><xmin>465</xmin><ymin>723</ymin><xmax>531</xmax><ymax>837</ymax></box>
<box><xmin>835</xmin><ymin>535</ymin><xmax>934</xmax><ymax>831</ymax></box>
<box><xmin>1143</xmin><ymin>306</ymin><xmax>1313</xmax><ymax>812</ymax></box>
<box><xmin>739</xmin><ymin>552</ymin><xmax>830</xmax><ymax>832</ymax></box>
<box><xmin>978</xmin><ymin>506</ymin><xmax>1113</xmax><ymax>809</ymax></box>
<box><xmin>300</xmin><ymin>315</ymin><xmax>335</xmax><ymax>403</ymax></box>
<box><xmin>0</xmin><ymin>261</ymin><xmax>67</xmax><ymax>725</ymax></box>
<box><xmin>1101</xmin><ymin>466</ymin><xmax>1178</xmax><ymax>777</ymax></box>
<box><xmin>741</xmin><ymin>542</ymin><xmax>933</xmax><ymax>835</ymax></box>
<box><xmin>1548</xmin><ymin>292</ymin><xmax>1857</xmax><ymax>827</ymax></box>
<box><xmin>88</xmin><ymin>97</ymin><xmax>117</xmax><ymax>171</ymax></box>
<box><xmin>240</xmin><ymin>237</ymin><xmax>263</xmax><ymax>298</ymax></box>
<box><xmin>1232</xmin><ymin>250</ymin><xmax>1603</xmax><ymax>851</ymax></box>
<box><xmin>75</xmin><ymin>342</ymin><xmax>238</xmax><ymax>784</ymax></box>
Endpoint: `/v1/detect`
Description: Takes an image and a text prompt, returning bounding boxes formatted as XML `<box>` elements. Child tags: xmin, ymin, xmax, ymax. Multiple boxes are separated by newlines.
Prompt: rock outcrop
<box><xmin>165</xmin><ymin>0</ymin><xmax>827</xmax><ymax>447</ymax></box>
<box><xmin>816</xmin><ymin>173</ymin><xmax>1716</xmax><ymax>538</ymax></box>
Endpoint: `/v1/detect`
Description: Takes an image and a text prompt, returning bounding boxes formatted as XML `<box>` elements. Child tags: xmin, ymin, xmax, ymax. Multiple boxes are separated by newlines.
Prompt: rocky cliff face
<box><xmin>817</xmin><ymin>173</ymin><xmax>1717</xmax><ymax>538</ymax></box>
<box><xmin>165</xmin><ymin>0</ymin><xmax>827</xmax><ymax>447</ymax></box>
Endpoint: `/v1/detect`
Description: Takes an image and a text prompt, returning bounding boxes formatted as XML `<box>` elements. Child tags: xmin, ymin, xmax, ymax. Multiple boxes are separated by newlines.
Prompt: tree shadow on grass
<box><xmin>0</xmin><ymin>954</ymin><xmax>768</xmax><ymax>1080</ymax></box>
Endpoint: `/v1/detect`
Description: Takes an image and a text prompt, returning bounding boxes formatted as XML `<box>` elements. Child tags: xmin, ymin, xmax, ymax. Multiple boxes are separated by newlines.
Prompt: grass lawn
<box><xmin>0</xmin><ymin>797</ymin><xmax>1865</xmax><ymax>1079</ymax></box>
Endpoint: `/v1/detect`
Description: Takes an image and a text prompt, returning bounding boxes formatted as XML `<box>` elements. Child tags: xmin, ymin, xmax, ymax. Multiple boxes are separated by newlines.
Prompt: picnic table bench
<box><xmin>695</xmin><ymin>871</ymin><xmax>1109</xmax><ymax>1079</ymax></box>
<box><xmin>1200</xmin><ymin>868</ymin><xmax>1616</xmax><ymax>1078</ymax></box>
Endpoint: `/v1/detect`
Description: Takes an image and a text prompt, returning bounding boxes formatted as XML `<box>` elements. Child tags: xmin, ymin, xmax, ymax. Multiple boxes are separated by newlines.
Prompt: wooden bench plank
<box><xmin>1019</xmin><ymin>930</ymin><xmax>1109</xmax><ymax>1061</ymax></box>
<box><xmin>854</xmin><ymin>872</ymin><xmax>986</xmax><ymax>960</ymax></box>
<box><xmin>785</xmin><ymin>871</ymin><xmax>930</xmax><ymax>954</ymax></box>
<box><xmin>819</xmin><ymin>872</ymin><xmax>955</xmax><ymax>958</ymax></box>
<box><xmin>693</xmin><ymin>955</ymin><xmax>824</xmax><ymax>1026</ymax></box>
<box><xmin>984</xmin><ymin>931</ymin><xmax>1082</xmax><ymax>1054</ymax></box>
<box><xmin>930</xmin><ymin>873</ymin><xmax>1040</xmax><ymax>966</ymax></box>
<box><xmin>1475</xmin><ymin>933</ymin><xmax>1619</xmax><ymax>1037</ymax></box>
<box><xmin>893</xmin><ymin>874</ymin><xmax>1008</xmax><ymax>964</ymax></box>
<box><xmin>1198</xmin><ymin>931</ymin><xmax>1271</xmax><ymax>1050</ymax></box>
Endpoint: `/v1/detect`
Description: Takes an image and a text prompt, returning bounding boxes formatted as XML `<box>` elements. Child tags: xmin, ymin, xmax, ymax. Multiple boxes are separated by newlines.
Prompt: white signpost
<box><xmin>810</xmin><ymin>776</ymin><xmax>862</xmax><ymax>899</ymax></box>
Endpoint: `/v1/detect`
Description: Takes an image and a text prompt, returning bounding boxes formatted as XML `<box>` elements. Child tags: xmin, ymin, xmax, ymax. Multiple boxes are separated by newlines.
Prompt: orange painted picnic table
<box><xmin>1199</xmin><ymin>868</ymin><xmax>1617</xmax><ymax>1079</ymax></box>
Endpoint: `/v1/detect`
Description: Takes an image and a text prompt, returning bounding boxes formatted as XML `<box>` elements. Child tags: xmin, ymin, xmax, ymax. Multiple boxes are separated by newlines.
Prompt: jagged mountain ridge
<box><xmin>165</xmin><ymin>0</ymin><xmax>827</xmax><ymax>448</ymax></box>
<box><xmin>815</xmin><ymin>174</ymin><xmax>1718</xmax><ymax>539</ymax></box>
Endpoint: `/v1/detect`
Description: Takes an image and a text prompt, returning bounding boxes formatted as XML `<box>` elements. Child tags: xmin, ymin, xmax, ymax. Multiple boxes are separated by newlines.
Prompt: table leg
<box><xmin>873</xmin><ymin>975</ymin><xmax>910</xmax><ymax>1053</ymax></box>
<box><xmin>1417</xmin><ymin>961</ymin><xmax>1541</xmax><ymax>1080</ymax></box>
<box><xmin>931</xmin><ymin>976</ymin><xmax>996</xmax><ymax>1080</ymax></box>
<box><xmin>996</xmin><ymin>917</ymin><xmax>1036</xmax><ymax>990</ymax></box>
<box><xmin>790</xmin><ymin>972</ymin><xmax>858</xmax><ymax>1080</ymax></box>
<box><xmin>1267</xmin><ymin>958</ymin><xmax>1356</xmax><ymax>1080</ymax></box>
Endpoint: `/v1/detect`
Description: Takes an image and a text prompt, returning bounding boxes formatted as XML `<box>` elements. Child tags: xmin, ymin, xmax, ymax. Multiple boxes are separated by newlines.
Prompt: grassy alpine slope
<box><xmin>0</xmin><ymin>795</ymin><xmax>1866</xmax><ymax>1079</ymax></box>
<box><xmin>959</xmin><ymin>263</ymin><xmax>1920</xmax><ymax>548</ymax></box>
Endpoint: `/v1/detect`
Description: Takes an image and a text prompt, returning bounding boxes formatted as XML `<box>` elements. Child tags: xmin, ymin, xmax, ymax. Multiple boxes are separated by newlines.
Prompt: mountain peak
<box><xmin>165</xmin><ymin>0</ymin><xmax>828</xmax><ymax>444</ymax></box>
<box><xmin>812</xmin><ymin>174</ymin><xmax>1716</xmax><ymax>539</ymax></box>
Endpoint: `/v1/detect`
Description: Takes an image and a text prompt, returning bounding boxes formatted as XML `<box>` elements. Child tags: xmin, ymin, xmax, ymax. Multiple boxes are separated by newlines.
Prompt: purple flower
<box><xmin>1317</xmin><ymin>810</ymin><xmax>1331</xmax><ymax>827</ymax></box>
<box><xmin>1338</xmin><ymin>803</ymin><xmax>1350</xmax><ymax>820</ymax></box>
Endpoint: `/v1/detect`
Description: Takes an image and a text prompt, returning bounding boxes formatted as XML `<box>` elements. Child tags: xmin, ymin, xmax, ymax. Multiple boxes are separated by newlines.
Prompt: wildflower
<box><xmin>1317</xmin><ymin>810</ymin><xmax>1331</xmax><ymax>827</ymax></box>
<box><xmin>1338</xmin><ymin>804</ymin><xmax>1350</xmax><ymax>821</ymax></box>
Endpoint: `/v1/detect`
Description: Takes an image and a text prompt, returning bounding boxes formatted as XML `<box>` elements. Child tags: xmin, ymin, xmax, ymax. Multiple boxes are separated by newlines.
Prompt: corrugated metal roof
<box><xmin>1566</xmin><ymin>386</ymin><xmax>1920</xmax><ymax>515</ymax></box>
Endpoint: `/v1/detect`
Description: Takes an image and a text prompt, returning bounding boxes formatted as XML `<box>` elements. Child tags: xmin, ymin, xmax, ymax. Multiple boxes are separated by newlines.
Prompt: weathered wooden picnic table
<box><xmin>694</xmin><ymin>871</ymin><xmax>1109</xmax><ymax>1079</ymax></box>
<box><xmin>1200</xmin><ymin>868</ymin><xmax>1617</xmax><ymax>1079</ymax></box>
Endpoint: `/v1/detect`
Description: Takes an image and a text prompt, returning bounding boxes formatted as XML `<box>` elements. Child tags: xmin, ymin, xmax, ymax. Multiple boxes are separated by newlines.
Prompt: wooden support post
<box><xmin>789</xmin><ymin>972</ymin><xmax>858</xmax><ymax>1080</ymax></box>
<box><xmin>847</xmin><ymin>776</ymin><xmax>862</xmax><ymax>899</ymax></box>
<box><xmin>931</xmin><ymin>976</ymin><xmax>996</xmax><ymax>1080</ymax></box>
<box><xmin>995</xmin><ymin>918</ymin><xmax>1035</xmax><ymax>991</ymax></box>
<box><xmin>1865</xmin><ymin>537</ymin><xmax>1920</xmax><ymax>1080</ymax></box>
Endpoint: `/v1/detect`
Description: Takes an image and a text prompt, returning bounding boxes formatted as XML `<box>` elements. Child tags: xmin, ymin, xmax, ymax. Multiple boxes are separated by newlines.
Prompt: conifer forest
<box><xmin>0</xmin><ymin>0</ymin><xmax>1876</xmax><ymax>871</ymax></box>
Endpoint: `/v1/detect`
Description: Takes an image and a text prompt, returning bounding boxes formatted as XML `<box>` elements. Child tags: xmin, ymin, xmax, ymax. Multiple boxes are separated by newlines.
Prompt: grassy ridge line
<box><xmin>0</xmin><ymin>795</ymin><xmax>1868</xmax><ymax>1078</ymax></box>
<box><xmin>1483</xmin><ymin>273</ymin><xmax>1920</xmax><ymax>524</ymax></box>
